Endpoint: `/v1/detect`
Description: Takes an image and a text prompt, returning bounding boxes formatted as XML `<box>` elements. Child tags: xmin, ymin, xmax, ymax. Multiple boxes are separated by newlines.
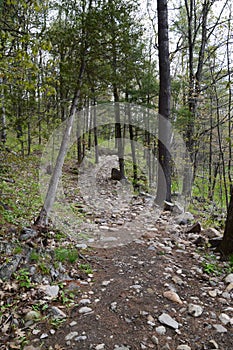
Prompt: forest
<box><xmin>1</xmin><ymin>1</ymin><xmax>233</xmax><ymax>349</ymax></box>
<box><xmin>1</xmin><ymin>0</ymin><xmax>232</xmax><ymax>252</ymax></box>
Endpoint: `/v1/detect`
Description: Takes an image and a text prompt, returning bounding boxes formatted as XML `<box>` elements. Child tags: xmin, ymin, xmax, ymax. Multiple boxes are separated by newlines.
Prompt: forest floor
<box><xmin>0</xmin><ymin>152</ymin><xmax>233</xmax><ymax>350</ymax></box>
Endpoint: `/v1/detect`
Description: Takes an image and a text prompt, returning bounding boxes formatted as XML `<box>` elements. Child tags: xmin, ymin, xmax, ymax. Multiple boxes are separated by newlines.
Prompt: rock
<box><xmin>219</xmin><ymin>313</ymin><xmax>230</xmax><ymax>325</ymax></box>
<box><xmin>188</xmin><ymin>304</ymin><xmax>203</xmax><ymax>317</ymax></box>
<box><xmin>177</xmin><ymin>346</ymin><xmax>191</xmax><ymax>350</ymax></box>
<box><xmin>155</xmin><ymin>326</ymin><xmax>166</xmax><ymax>335</ymax></box>
<box><xmin>185</xmin><ymin>222</ymin><xmax>201</xmax><ymax>234</ymax></box>
<box><xmin>96</xmin><ymin>344</ymin><xmax>105</xmax><ymax>350</ymax></box>
<box><xmin>75</xmin><ymin>335</ymin><xmax>87</xmax><ymax>341</ymax></box>
<box><xmin>25</xmin><ymin>310</ymin><xmax>40</xmax><ymax>321</ymax></box>
<box><xmin>78</xmin><ymin>306</ymin><xmax>93</xmax><ymax>314</ymax></box>
<box><xmin>79</xmin><ymin>298</ymin><xmax>91</xmax><ymax>305</ymax></box>
<box><xmin>225</xmin><ymin>282</ymin><xmax>233</xmax><ymax>292</ymax></box>
<box><xmin>65</xmin><ymin>332</ymin><xmax>79</xmax><ymax>341</ymax></box>
<box><xmin>205</xmin><ymin>339</ymin><xmax>219</xmax><ymax>349</ymax></box>
<box><xmin>225</xmin><ymin>273</ymin><xmax>233</xmax><ymax>284</ymax></box>
<box><xmin>176</xmin><ymin>212</ymin><xmax>194</xmax><ymax>225</ymax></box>
<box><xmin>0</xmin><ymin>255</ymin><xmax>22</xmax><ymax>280</ymax></box>
<box><xmin>172</xmin><ymin>275</ymin><xmax>184</xmax><ymax>286</ymax></box>
<box><xmin>151</xmin><ymin>335</ymin><xmax>159</xmax><ymax>345</ymax></box>
<box><xmin>202</xmin><ymin>228</ymin><xmax>222</xmax><ymax>238</ymax></box>
<box><xmin>213</xmin><ymin>324</ymin><xmax>228</xmax><ymax>333</ymax></box>
<box><xmin>114</xmin><ymin>346</ymin><xmax>130</xmax><ymax>350</ymax></box>
<box><xmin>158</xmin><ymin>313</ymin><xmax>179</xmax><ymax>329</ymax></box>
<box><xmin>20</xmin><ymin>227</ymin><xmax>38</xmax><ymax>241</ymax></box>
<box><xmin>40</xmin><ymin>285</ymin><xmax>59</xmax><ymax>299</ymax></box>
<box><xmin>50</xmin><ymin>306</ymin><xmax>67</xmax><ymax>319</ymax></box>
<box><xmin>40</xmin><ymin>333</ymin><xmax>48</xmax><ymax>339</ymax></box>
<box><xmin>208</xmin><ymin>290</ymin><xmax>218</xmax><ymax>297</ymax></box>
<box><xmin>163</xmin><ymin>290</ymin><xmax>183</xmax><ymax>304</ymax></box>
<box><xmin>70</xmin><ymin>321</ymin><xmax>78</xmax><ymax>327</ymax></box>
<box><xmin>24</xmin><ymin>347</ymin><xmax>41</xmax><ymax>350</ymax></box>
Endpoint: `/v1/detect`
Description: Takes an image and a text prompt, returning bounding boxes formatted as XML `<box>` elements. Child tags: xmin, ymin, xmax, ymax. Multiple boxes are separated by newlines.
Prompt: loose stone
<box><xmin>78</xmin><ymin>306</ymin><xmax>93</xmax><ymax>314</ymax></box>
<box><xmin>158</xmin><ymin>313</ymin><xmax>179</xmax><ymax>329</ymax></box>
<box><xmin>176</xmin><ymin>346</ymin><xmax>191</xmax><ymax>350</ymax></box>
<box><xmin>218</xmin><ymin>313</ymin><xmax>230</xmax><ymax>325</ymax></box>
<box><xmin>65</xmin><ymin>332</ymin><xmax>79</xmax><ymax>341</ymax></box>
<box><xmin>155</xmin><ymin>326</ymin><xmax>166</xmax><ymax>335</ymax></box>
<box><xmin>225</xmin><ymin>273</ymin><xmax>233</xmax><ymax>284</ymax></box>
<box><xmin>188</xmin><ymin>304</ymin><xmax>203</xmax><ymax>317</ymax></box>
<box><xmin>213</xmin><ymin>324</ymin><xmax>228</xmax><ymax>333</ymax></box>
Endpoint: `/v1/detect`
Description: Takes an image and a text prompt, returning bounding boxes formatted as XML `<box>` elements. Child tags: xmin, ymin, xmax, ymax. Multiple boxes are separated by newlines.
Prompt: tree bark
<box><xmin>155</xmin><ymin>0</ymin><xmax>172</xmax><ymax>205</ymax></box>
<box><xmin>35</xmin><ymin>57</ymin><xmax>86</xmax><ymax>226</ymax></box>
<box><xmin>219</xmin><ymin>189</ymin><xmax>233</xmax><ymax>256</ymax></box>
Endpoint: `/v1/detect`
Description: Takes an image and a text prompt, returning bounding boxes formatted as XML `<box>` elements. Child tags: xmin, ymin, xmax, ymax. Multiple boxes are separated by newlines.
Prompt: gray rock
<box><xmin>20</xmin><ymin>227</ymin><xmax>38</xmax><ymax>241</ymax></box>
<box><xmin>0</xmin><ymin>255</ymin><xmax>22</xmax><ymax>280</ymax></box>
<box><xmin>219</xmin><ymin>313</ymin><xmax>230</xmax><ymax>325</ymax></box>
<box><xmin>78</xmin><ymin>306</ymin><xmax>93</xmax><ymax>314</ymax></box>
<box><xmin>25</xmin><ymin>310</ymin><xmax>40</xmax><ymax>321</ymax></box>
<box><xmin>176</xmin><ymin>212</ymin><xmax>194</xmax><ymax>225</ymax></box>
<box><xmin>158</xmin><ymin>312</ymin><xmax>179</xmax><ymax>329</ymax></box>
<box><xmin>40</xmin><ymin>285</ymin><xmax>59</xmax><ymax>299</ymax></box>
<box><xmin>114</xmin><ymin>346</ymin><xmax>130</xmax><ymax>350</ymax></box>
<box><xmin>188</xmin><ymin>303</ymin><xmax>203</xmax><ymax>317</ymax></box>
<box><xmin>65</xmin><ymin>332</ymin><xmax>79</xmax><ymax>341</ymax></box>
<box><xmin>75</xmin><ymin>335</ymin><xmax>87</xmax><ymax>341</ymax></box>
<box><xmin>213</xmin><ymin>324</ymin><xmax>228</xmax><ymax>333</ymax></box>
<box><xmin>50</xmin><ymin>306</ymin><xmax>67</xmax><ymax>319</ymax></box>
<box><xmin>151</xmin><ymin>336</ymin><xmax>159</xmax><ymax>345</ymax></box>
<box><xmin>79</xmin><ymin>298</ymin><xmax>91</xmax><ymax>305</ymax></box>
<box><xmin>95</xmin><ymin>345</ymin><xmax>105</xmax><ymax>350</ymax></box>
<box><xmin>225</xmin><ymin>273</ymin><xmax>233</xmax><ymax>284</ymax></box>
<box><xmin>177</xmin><ymin>346</ymin><xmax>191</xmax><ymax>350</ymax></box>
<box><xmin>155</xmin><ymin>325</ymin><xmax>166</xmax><ymax>335</ymax></box>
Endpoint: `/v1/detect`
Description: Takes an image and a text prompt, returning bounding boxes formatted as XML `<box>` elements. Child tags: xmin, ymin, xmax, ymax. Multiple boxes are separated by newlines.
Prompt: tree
<box><xmin>218</xmin><ymin>189</ymin><xmax>233</xmax><ymax>256</ymax></box>
<box><xmin>155</xmin><ymin>0</ymin><xmax>172</xmax><ymax>204</ymax></box>
<box><xmin>35</xmin><ymin>0</ymin><xmax>92</xmax><ymax>226</ymax></box>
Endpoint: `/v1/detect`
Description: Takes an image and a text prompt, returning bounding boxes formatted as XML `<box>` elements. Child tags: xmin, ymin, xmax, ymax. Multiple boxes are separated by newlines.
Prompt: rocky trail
<box><xmin>1</xmin><ymin>156</ymin><xmax>233</xmax><ymax>350</ymax></box>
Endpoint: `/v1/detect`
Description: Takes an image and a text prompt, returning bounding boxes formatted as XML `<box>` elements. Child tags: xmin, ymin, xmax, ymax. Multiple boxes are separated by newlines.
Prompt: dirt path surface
<box><xmin>24</xmin><ymin>213</ymin><xmax>233</xmax><ymax>350</ymax></box>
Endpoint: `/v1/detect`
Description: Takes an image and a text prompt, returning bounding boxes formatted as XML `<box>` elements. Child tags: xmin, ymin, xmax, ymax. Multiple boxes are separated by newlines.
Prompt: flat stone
<box><xmin>158</xmin><ymin>313</ymin><xmax>179</xmax><ymax>329</ymax></box>
<box><xmin>25</xmin><ymin>310</ymin><xmax>40</xmax><ymax>321</ymax></box>
<box><xmin>40</xmin><ymin>285</ymin><xmax>59</xmax><ymax>298</ymax></box>
<box><xmin>50</xmin><ymin>306</ymin><xmax>67</xmax><ymax>319</ymax></box>
<box><xmin>225</xmin><ymin>282</ymin><xmax>233</xmax><ymax>292</ymax></box>
<box><xmin>78</xmin><ymin>306</ymin><xmax>93</xmax><ymax>314</ymax></box>
<box><xmin>213</xmin><ymin>324</ymin><xmax>228</xmax><ymax>333</ymax></box>
<box><xmin>95</xmin><ymin>344</ymin><xmax>105</xmax><ymax>350</ymax></box>
<box><xmin>65</xmin><ymin>332</ymin><xmax>79</xmax><ymax>341</ymax></box>
<box><xmin>79</xmin><ymin>298</ymin><xmax>91</xmax><ymax>305</ymax></box>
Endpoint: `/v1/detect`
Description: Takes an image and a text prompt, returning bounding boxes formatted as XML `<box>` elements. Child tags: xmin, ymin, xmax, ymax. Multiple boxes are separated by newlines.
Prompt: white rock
<box><xmin>219</xmin><ymin>313</ymin><xmax>231</xmax><ymax>325</ymax></box>
<box><xmin>225</xmin><ymin>273</ymin><xmax>233</xmax><ymax>284</ymax></box>
<box><xmin>78</xmin><ymin>306</ymin><xmax>93</xmax><ymax>314</ymax></box>
<box><xmin>70</xmin><ymin>321</ymin><xmax>78</xmax><ymax>327</ymax></box>
<box><xmin>208</xmin><ymin>290</ymin><xmax>218</xmax><ymax>297</ymax></box>
<box><xmin>65</xmin><ymin>332</ymin><xmax>79</xmax><ymax>341</ymax></box>
<box><xmin>188</xmin><ymin>304</ymin><xmax>203</xmax><ymax>317</ymax></box>
<box><xmin>213</xmin><ymin>324</ymin><xmax>228</xmax><ymax>333</ymax></box>
<box><xmin>177</xmin><ymin>345</ymin><xmax>191</xmax><ymax>350</ymax></box>
<box><xmin>158</xmin><ymin>313</ymin><xmax>179</xmax><ymax>329</ymax></box>
<box><xmin>95</xmin><ymin>344</ymin><xmax>105</xmax><ymax>350</ymax></box>
<box><xmin>155</xmin><ymin>326</ymin><xmax>166</xmax><ymax>335</ymax></box>
<box><xmin>79</xmin><ymin>298</ymin><xmax>91</xmax><ymax>305</ymax></box>
<box><xmin>208</xmin><ymin>340</ymin><xmax>219</xmax><ymax>349</ymax></box>
<box><xmin>102</xmin><ymin>280</ymin><xmax>111</xmax><ymax>286</ymax></box>
<box><xmin>40</xmin><ymin>285</ymin><xmax>59</xmax><ymax>299</ymax></box>
<box><xmin>40</xmin><ymin>333</ymin><xmax>48</xmax><ymax>339</ymax></box>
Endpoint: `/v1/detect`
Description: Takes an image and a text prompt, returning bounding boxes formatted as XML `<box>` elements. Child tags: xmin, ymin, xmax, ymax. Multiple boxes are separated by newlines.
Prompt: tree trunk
<box><xmin>155</xmin><ymin>0</ymin><xmax>172</xmax><ymax>205</ymax></box>
<box><xmin>35</xmin><ymin>58</ymin><xmax>86</xmax><ymax>226</ymax></box>
<box><xmin>219</xmin><ymin>189</ymin><xmax>233</xmax><ymax>256</ymax></box>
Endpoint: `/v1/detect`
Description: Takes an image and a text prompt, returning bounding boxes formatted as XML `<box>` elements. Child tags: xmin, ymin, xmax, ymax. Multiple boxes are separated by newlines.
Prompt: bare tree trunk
<box><xmin>155</xmin><ymin>0</ymin><xmax>172</xmax><ymax>205</ymax></box>
<box><xmin>35</xmin><ymin>58</ymin><xmax>86</xmax><ymax>226</ymax></box>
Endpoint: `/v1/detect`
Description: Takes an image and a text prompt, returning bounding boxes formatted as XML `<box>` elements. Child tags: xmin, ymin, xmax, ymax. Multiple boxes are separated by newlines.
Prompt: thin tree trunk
<box><xmin>155</xmin><ymin>0</ymin><xmax>172</xmax><ymax>205</ymax></box>
<box><xmin>35</xmin><ymin>57</ymin><xmax>86</xmax><ymax>226</ymax></box>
